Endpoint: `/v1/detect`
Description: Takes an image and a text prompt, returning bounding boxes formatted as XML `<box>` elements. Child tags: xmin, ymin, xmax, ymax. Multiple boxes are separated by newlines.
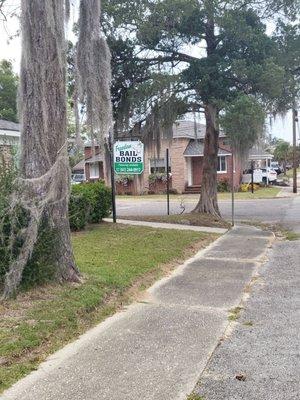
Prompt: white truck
<box><xmin>242</xmin><ymin>168</ymin><xmax>277</xmax><ymax>184</ymax></box>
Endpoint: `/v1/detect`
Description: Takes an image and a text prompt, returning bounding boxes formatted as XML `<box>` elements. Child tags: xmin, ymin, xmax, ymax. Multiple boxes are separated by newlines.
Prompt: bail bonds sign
<box><xmin>114</xmin><ymin>141</ymin><xmax>144</xmax><ymax>174</ymax></box>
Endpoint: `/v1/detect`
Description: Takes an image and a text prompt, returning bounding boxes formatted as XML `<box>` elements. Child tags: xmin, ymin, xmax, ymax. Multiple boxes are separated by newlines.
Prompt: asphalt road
<box><xmin>116</xmin><ymin>196</ymin><xmax>294</xmax><ymax>225</ymax></box>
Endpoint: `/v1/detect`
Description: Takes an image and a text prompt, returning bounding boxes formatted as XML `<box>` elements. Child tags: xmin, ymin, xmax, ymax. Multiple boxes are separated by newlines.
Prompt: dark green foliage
<box><xmin>0</xmin><ymin>60</ymin><xmax>18</xmax><ymax>122</ymax></box>
<box><xmin>0</xmin><ymin>207</ymin><xmax>29</xmax><ymax>288</ymax></box>
<box><xmin>273</xmin><ymin>139</ymin><xmax>292</xmax><ymax>172</ymax></box>
<box><xmin>69</xmin><ymin>193</ymin><xmax>88</xmax><ymax>231</ymax></box>
<box><xmin>217</xmin><ymin>178</ymin><xmax>230</xmax><ymax>193</ymax></box>
<box><xmin>0</xmin><ymin>176</ymin><xmax>112</xmax><ymax>287</ymax></box>
<box><xmin>21</xmin><ymin>218</ymin><xmax>59</xmax><ymax>289</ymax></box>
<box><xmin>220</xmin><ymin>95</ymin><xmax>266</xmax><ymax>158</ymax></box>
<box><xmin>272</xmin><ymin>22</ymin><xmax>300</xmax><ymax>113</ymax></box>
<box><xmin>70</xmin><ymin>182</ymin><xmax>112</xmax><ymax>230</ymax></box>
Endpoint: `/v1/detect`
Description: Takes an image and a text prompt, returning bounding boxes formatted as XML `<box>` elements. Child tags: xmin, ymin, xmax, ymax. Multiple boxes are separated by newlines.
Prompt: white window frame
<box><xmin>89</xmin><ymin>163</ymin><xmax>100</xmax><ymax>179</ymax></box>
<box><xmin>217</xmin><ymin>156</ymin><xmax>227</xmax><ymax>174</ymax></box>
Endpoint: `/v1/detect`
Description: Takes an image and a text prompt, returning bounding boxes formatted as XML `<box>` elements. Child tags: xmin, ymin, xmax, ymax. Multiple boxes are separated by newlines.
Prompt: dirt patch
<box><xmin>122</xmin><ymin>213</ymin><xmax>230</xmax><ymax>229</ymax></box>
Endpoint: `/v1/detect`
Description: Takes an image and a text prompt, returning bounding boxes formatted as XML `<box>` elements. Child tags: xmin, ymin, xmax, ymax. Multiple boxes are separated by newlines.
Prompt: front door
<box><xmin>192</xmin><ymin>157</ymin><xmax>203</xmax><ymax>186</ymax></box>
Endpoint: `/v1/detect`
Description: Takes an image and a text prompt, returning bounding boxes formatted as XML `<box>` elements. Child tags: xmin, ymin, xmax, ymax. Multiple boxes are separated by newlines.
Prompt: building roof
<box><xmin>72</xmin><ymin>159</ymin><xmax>85</xmax><ymax>171</ymax></box>
<box><xmin>85</xmin><ymin>154</ymin><xmax>104</xmax><ymax>163</ymax></box>
<box><xmin>0</xmin><ymin>119</ymin><xmax>20</xmax><ymax>132</ymax></box>
<box><xmin>173</xmin><ymin>120</ymin><xmax>226</xmax><ymax>139</ymax></box>
<box><xmin>183</xmin><ymin>140</ymin><xmax>231</xmax><ymax>157</ymax></box>
<box><xmin>0</xmin><ymin>119</ymin><xmax>21</xmax><ymax>145</ymax></box>
<box><xmin>249</xmin><ymin>144</ymin><xmax>273</xmax><ymax>160</ymax></box>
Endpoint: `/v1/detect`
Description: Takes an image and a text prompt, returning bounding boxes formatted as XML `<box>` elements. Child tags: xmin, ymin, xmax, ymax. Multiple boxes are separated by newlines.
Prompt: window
<box><xmin>150</xmin><ymin>158</ymin><xmax>171</xmax><ymax>174</ymax></box>
<box><xmin>90</xmin><ymin>163</ymin><xmax>99</xmax><ymax>178</ymax></box>
<box><xmin>217</xmin><ymin>156</ymin><xmax>227</xmax><ymax>173</ymax></box>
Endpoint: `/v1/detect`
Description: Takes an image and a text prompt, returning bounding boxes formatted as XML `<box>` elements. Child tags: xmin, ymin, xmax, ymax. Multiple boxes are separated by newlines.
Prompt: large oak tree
<box><xmin>1</xmin><ymin>0</ymin><xmax>111</xmax><ymax>298</ymax></box>
<box><xmin>102</xmin><ymin>0</ymin><xmax>288</xmax><ymax>216</ymax></box>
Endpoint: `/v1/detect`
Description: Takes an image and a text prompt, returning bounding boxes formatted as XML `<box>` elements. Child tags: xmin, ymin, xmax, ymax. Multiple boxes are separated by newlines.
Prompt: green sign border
<box><xmin>113</xmin><ymin>141</ymin><xmax>144</xmax><ymax>175</ymax></box>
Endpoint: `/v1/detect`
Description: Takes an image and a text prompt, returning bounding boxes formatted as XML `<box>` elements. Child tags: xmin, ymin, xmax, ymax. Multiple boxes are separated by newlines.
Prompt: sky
<box><xmin>0</xmin><ymin>1</ymin><xmax>296</xmax><ymax>143</ymax></box>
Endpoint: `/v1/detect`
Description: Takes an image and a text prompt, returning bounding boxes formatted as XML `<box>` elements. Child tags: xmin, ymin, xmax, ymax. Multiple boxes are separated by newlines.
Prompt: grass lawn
<box><xmin>0</xmin><ymin>223</ymin><xmax>217</xmax><ymax>392</ymax></box>
<box><xmin>218</xmin><ymin>186</ymin><xmax>281</xmax><ymax>200</ymax></box>
<box><xmin>121</xmin><ymin>213</ymin><xmax>231</xmax><ymax>229</ymax></box>
<box><xmin>116</xmin><ymin>187</ymin><xmax>281</xmax><ymax>202</ymax></box>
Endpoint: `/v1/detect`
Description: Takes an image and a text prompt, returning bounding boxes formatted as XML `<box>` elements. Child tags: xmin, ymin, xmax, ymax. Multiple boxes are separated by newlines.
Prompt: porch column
<box><xmin>187</xmin><ymin>157</ymin><xmax>192</xmax><ymax>186</ymax></box>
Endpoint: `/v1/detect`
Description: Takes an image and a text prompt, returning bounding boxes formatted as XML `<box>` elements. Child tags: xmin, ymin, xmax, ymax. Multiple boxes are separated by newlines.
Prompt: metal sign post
<box><xmin>293</xmin><ymin>108</ymin><xmax>298</xmax><ymax>194</ymax></box>
<box><xmin>166</xmin><ymin>148</ymin><xmax>170</xmax><ymax>215</ymax></box>
<box><xmin>231</xmin><ymin>153</ymin><xmax>235</xmax><ymax>227</ymax></box>
<box><xmin>251</xmin><ymin>160</ymin><xmax>254</xmax><ymax>193</ymax></box>
<box><xmin>108</xmin><ymin>133</ymin><xmax>117</xmax><ymax>223</ymax></box>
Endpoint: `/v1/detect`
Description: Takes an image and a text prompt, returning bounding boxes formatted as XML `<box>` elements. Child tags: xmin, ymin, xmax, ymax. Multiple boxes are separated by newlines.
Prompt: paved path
<box><xmin>1</xmin><ymin>226</ymin><xmax>273</xmax><ymax>400</ymax></box>
<box><xmin>191</xmin><ymin>195</ymin><xmax>300</xmax><ymax>400</ymax></box>
<box><xmin>103</xmin><ymin>218</ymin><xmax>228</xmax><ymax>234</ymax></box>
<box><xmin>193</xmin><ymin>239</ymin><xmax>300</xmax><ymax>400</ymax></box>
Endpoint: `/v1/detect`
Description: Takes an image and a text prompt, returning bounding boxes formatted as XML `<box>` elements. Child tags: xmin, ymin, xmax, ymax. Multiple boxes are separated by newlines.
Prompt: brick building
<box><xmin>74</xmin><ymin>120</ymin><xmax>242</xmax><ymax>194</ymax></box>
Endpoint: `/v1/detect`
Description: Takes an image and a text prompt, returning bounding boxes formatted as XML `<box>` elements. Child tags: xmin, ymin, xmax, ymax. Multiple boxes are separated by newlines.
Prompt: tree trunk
<box><xmin>193</xmin><ymin>104</ymin><xmax>221</xmax><ymax>217</ymax></box>
<box><xmin>193</xmin><ymin>2</ymin><xmax>221</xmax><ymax>217</ymax></box>
<box><xmin>3</xmin><ymin>0</ymin><xmax>80</xmax><ymax>297</ymax></box>
<box><xmin>20</xmin><ymin>0</ymin><xmax>80</xmax><ymax>281</ymax></box>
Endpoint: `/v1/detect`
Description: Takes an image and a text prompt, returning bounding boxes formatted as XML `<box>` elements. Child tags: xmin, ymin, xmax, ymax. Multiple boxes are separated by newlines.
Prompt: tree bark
<box><xmin>3</xmin><ymin>0</ymin><xmax>80</xmax><ymax>297</ymax></box>
<box><xmin>193</xmin><ymin>1</ymin><xmax>221</xmax><ymax>217</ymax></box>
<box><xmin>21</xmin><ymin>0</ymin><xmax>80</xmax><ymax>282</ymax></box>
<box><xmin>193</xmin><ymin>104</ymin><xmax>221</xmax><ymax>217</ymax></box>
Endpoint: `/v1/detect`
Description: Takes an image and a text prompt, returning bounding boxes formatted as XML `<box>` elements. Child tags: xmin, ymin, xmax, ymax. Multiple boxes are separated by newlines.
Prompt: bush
<box><xmin>239</xmin><ymin>183</ymin><xmax>260</xmax><ymax>192</ymax></box>
<box><xmin>217</xmin><ymin>178</ymin><xmax>230</xmax><ymax>192</ymax></box>
<box><xmin>70</xmin><ymin>181</ymin><xmax>112</xmax><ymax>230</ymax></box>
<box><xmin>69</xmin><ymin>193</ymin><xmax>88</xmax><ymax>231</ymax></box>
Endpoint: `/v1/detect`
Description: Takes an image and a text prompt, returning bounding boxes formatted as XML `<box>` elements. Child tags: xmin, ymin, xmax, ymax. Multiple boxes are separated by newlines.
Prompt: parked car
<box><xmin>261</xmin><ymin>168</ymin><xmax>277</xmax><ymax>184</ymax></box>
<box><xmin>71</xmin><ymin>173</ymin><xmax>86</xmax><ymax>184</ymax></box>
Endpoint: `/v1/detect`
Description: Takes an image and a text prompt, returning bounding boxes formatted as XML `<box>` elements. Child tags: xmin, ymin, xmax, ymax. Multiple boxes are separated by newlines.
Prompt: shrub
<box><xmin>217</xmin><ymin>178</ymin><xmax>230</xmax><ymax>192</ymax></box>
<box><xmin>115</xmin><ymin>175</ymin><xmax>134</xmax><ymax>186</ymax></box>
<box><xmin>69</xmin><ymin>193</ymin><xmax>88</xmax><ymax>231</ymax></box>
<box><xmin>149</xmin><ymin>173</ymin><xmax>169</xmax><ymax>183</ymax></box>
<box><xmin>0</xmin><ymin>178</ymin><xmax>112</xmax><ymax>287</ymax></box>
<box><xmin>70</xmin><ymin>181</ymin><xmax>112</xmax><ymax>228</ymax></box>
<box><xmin>239</xmin><ymin>183</ymin><xmax>260</xmax><ymax>192</ymax></box>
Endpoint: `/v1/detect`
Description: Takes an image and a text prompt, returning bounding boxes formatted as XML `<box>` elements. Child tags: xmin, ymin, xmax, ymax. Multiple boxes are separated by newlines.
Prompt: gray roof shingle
<box><xmin>173</xmin><ymin>120</ymin><xmax>226</xmax><ymax>139</ymax></box>
<box><xmin>0</xmin><ymin>119</ymin><xmax>20</xmax><ymax>131</ymax></box>
<box><xmin>183</xmin><ymin>140</ymin><xmax>231</xmax><ymax>156</ymax></box>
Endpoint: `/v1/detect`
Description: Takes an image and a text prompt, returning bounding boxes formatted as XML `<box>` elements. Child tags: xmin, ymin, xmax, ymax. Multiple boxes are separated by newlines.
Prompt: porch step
<box><xmin>183</xmin><ymin>185</ymin><xmax>201</xmax><ymax>194</ymax></box>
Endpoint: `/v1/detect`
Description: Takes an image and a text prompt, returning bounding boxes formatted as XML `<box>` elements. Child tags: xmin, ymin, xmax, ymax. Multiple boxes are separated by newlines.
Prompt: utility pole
<box><xmin>292</xmin><ymin>108</ymin><xmax>298</xmax><ymax>194</ymax></box>
<box><xmin>166</xmin><ymin>148</ymin><xmax>170</xmax><ymax>215</ymax></box>
<box><xmin>231</xmin><ymin>152</ymin><xmax>235</xmax><ymax>227</ymax></box>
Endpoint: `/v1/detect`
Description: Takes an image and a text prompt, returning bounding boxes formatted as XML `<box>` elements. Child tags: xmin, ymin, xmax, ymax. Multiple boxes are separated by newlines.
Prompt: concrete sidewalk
<box><xmin>193</xmin><ymin>239</ymin><xmax>300</xmax><ymax>400</ymax></box>
<box><xmin>103</xmin><ymin>217</ymin><xmax>228</xmax><ymax>234</ymax></box>
<box><xmin>1</xmin><ymin>226</ymin><xmax>274</xmax><ymax>400</ymax></box>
